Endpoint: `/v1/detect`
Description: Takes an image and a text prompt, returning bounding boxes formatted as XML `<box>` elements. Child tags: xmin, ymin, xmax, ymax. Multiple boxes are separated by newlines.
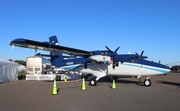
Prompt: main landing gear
<box><xmin>143</xmin><ymin>76</ymin><xmax>152</xmax><ymax>87</ymax></box>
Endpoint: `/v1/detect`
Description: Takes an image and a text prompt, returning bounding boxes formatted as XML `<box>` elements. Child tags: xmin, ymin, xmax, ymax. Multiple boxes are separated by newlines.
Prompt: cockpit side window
<box><xmin>131</xmin><ymin>57</ymin><xmax>137</xmax><ymax>62</ymax></box>
<box><xmin>131</xmin><ymin>57</ymin><xmax>135</xmax><ymax>62</ymax></box>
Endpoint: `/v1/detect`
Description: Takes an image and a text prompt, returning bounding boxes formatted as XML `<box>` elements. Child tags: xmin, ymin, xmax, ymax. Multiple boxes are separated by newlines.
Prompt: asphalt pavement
<box><xmin>0</xmin><ymin>72</ymin><xmax>180</xmax><ymax>111</ymax></box>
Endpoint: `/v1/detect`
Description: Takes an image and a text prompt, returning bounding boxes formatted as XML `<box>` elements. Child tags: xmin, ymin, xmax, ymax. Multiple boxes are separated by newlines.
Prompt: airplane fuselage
<box><xmin>73</xmin><ymin>60</ymin><xmax>170</xmax><ymax>80</ymax></box>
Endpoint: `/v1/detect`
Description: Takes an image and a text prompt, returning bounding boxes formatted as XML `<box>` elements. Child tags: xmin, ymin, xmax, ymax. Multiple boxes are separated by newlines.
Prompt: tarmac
<box><xmin>0</xmin><ymin>72</ymin><xmax>180</xmax><ymax>111</ymax></box>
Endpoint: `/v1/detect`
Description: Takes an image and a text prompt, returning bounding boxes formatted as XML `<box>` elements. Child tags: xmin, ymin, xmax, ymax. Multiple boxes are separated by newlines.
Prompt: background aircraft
<box><xmin>10</xmin><ymin>36</ymin><xmax>170</xmax><ymax>87</ymax></box>
<box><xmin>170</xmin><ymin>65</ymin><xmax>180</xmax><ymax>72</ymax></box>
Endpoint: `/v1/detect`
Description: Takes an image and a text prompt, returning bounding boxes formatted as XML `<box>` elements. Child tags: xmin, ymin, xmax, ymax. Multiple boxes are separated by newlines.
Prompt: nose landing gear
<box><xmin>144</xmin><ymin>76</ymin><xmax>152</xmax><ymax>87</ymax></box>
<box><xmin>89</xmin><ymin>78</ymin><xmax>97</xmax><ymax>86</ymax></box>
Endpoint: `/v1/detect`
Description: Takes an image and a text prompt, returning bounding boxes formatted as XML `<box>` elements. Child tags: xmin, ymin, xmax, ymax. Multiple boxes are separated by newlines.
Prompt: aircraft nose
<box><xmin>163</xmin><ymin>65</ymin><xmax>171</xmax><ymax>75</ymax></box>
<box><xmin>154</xmin><ymin>62</ymin><xmax>171</xmax><ymax>75</ymax></box>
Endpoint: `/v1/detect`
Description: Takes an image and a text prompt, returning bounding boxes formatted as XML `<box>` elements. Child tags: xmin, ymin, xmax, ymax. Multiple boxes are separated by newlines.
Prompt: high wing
<box><xmin>10</xmin><ymin>38</ymin><xmax>93</xmax><ymax>56</ymax></box>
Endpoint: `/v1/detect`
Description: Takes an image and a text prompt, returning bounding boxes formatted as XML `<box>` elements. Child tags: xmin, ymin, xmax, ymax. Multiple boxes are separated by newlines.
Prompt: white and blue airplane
<box><xmin>10</xmin><ymin>36</ymin><xmax>170</xmax><ymax>87</ymax></box>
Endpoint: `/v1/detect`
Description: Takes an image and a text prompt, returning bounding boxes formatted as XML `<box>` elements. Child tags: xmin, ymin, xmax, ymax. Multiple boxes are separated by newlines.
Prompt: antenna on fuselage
<box><xmin>159</xmin><ymin>60</ymin><xmax>161</xmax><ymax>64</ymax></box>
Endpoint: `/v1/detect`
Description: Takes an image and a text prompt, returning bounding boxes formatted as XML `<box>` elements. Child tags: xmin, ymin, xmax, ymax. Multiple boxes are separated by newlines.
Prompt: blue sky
<box><xmin>0</xmin><ymin>0</ymin><xmax>180</xmax><ymax>65</ymax></box>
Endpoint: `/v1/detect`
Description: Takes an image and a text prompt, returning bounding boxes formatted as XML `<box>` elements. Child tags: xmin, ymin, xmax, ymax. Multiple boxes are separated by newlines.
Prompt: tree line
<box><xmin>9</xmin><ymin>59</ymin><xmax>26</xmax><ymax>66</ymax></box>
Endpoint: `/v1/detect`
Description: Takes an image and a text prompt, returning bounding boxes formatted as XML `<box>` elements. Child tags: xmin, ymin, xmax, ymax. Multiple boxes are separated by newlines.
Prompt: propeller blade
<box><xmin>105</xmin><ymin>46</ymin><xmax>113</xmax><ymax>53</ymax></box>
<box><xmin>105</xmin><ymin>46</ymin><xmax>120</xmax><ymax>53</ymax></box>
<box><xmin>135</xmin><ymin>52</ymin><xmax>139</xmax><ymax>56</ymax></box>
<box><xmin>135</xmin><ymin>50</ymin><xmax>146</xmax><ymax>59</ymax></box>
<box><xmin>141</xmin><ymin>50</ymin><xmax>144</xmax><ymax>56</ymax></box>
<box><xmin>114</xmin><ymin>46</ymin><xmax>120</xmax><ymax>53</ymax></box>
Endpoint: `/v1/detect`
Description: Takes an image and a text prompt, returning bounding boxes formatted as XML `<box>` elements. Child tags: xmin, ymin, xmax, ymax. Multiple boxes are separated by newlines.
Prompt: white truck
<box><xmin>26</xmin><ymin>56</ymin><xmax>43</xmax><ymax>74</ymax></box>
<box><xmin>25</xmin><ymin>56</ymin><xmax>55</xmax><ymax>80</ymax></box>
<box><xmin>25</xmin><ymin>56</ymin><xmax>81</xmax><ymax>81</ymax></box>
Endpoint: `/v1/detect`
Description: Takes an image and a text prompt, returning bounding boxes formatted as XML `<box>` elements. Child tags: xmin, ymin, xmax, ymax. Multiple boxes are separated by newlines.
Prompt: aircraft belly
<box><xmin>74</xmin><ymin>64</ymin><xmax>108</xmax><ymax>74</ymax></box>
<box><xmin>74</xmin><ymin>67</ymin><xmax>94</xmax><ymax>74</ymax></box>
<box><xmin>74</xmin><ymin>64</ymin><xmax>108</xmax><ymax>80</ymax></box>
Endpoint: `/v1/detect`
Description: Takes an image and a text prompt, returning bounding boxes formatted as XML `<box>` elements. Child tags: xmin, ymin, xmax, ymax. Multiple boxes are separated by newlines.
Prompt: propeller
<box><xmin>105</xmin><ymin>46</ymin><xmax>113</xmax><ymax>53</ymax></box>
<box><xmin>135</xmin><ymin>50</ymin><xmax>144</xmax><ymax>56</ymax></box>
<box><xmin>135</xmin><ymin>50</ymin><xmax>147</xmax><ymax>59</ymax></box>
<box><xmin>115</xmin><ymin>47</ymin><xmax>120</xmax><ymax>53</ymax></box>
<box><xmin>105</xmin><ymin>46</ymin><xmax>120</xmax><ymax>69</ymax></box>
<box><xmin>105</xmin><ymin>46</ymin><xmax>120</xmax><ymax>53</ymax></box>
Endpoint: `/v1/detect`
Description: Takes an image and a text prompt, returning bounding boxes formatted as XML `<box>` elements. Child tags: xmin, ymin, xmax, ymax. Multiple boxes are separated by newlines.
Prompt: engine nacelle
<box><xmin>89</xmin><ymin>55</ymin><xmax>112</xmax><ymax>62</ymax></box>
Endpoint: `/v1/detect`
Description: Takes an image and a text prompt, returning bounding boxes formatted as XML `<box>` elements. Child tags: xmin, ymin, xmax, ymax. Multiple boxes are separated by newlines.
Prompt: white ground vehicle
<box><xmin>26</xmin><ymin>56</ymin><xmax>55</xmax><ymax>81</ymax></box>
<box><xmin>26</xmin><ymin>56</ymin><xmax>43</xmax><ymax>74</ymax></box>
<box><xmin>25</xmin><ymin>56</ymin><xmax>81</xmax><ymax>81</ymax></box>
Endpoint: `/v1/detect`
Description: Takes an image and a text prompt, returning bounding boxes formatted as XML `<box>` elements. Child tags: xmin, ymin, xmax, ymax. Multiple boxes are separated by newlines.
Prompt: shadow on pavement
<box><xmin>96</xmin><ymin>77</ymin><xmax>145</xmax><ymax>86</ymax></box>
<box><xmin>157</xmin><ymin>80</ymin><xmax>180</xmax><ymax>88</ymax></box>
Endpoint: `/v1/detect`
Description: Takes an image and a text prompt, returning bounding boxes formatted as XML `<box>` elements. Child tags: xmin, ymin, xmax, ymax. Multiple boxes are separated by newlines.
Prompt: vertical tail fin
<box><xmin>49</xmin><ymin>35</ymin><xmax>59</xmax><ymax>45</ymax></box>
<box><xmin>49</xmin><ymin>36</ymin><xmax>64</xmax><ymax>66</ymax></box>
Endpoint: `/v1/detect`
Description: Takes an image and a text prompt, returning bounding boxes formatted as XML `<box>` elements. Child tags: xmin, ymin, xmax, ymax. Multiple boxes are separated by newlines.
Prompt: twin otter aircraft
<box><xmin>10</xmin><ymin>36</ymin><xmax>170</xmax><ymax>87</ymax></box>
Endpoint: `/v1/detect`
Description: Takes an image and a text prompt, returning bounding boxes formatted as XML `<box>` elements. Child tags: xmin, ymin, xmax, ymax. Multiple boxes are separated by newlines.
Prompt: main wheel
<box><xmin>144</xmin><ymin>79</ymin><xmax>152</xmax><ymax>87</ymax></box>
<box><xmin>89</xmin><ymin>78</ymin><xmax>97</xmax><ymax>86</ymax></box>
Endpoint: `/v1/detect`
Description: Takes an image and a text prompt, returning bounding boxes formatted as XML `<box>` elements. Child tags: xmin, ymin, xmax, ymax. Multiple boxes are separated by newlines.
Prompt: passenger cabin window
<box><xmin>131</xmin><ymin>57</ymin><xmax>135</xmax><ymax>62</ymax></box>
<box><xmin>97</xmin><ymin>62</ymin><xmax>110</xmax><ymax>64</ymax></box>
<box><xmin>116</xmin><ymin>56</ymin><xmax>129</xmax><ymax>64</ymax></box>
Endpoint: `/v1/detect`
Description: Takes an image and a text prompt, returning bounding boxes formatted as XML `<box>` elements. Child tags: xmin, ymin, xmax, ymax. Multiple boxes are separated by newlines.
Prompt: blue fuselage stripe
<box><xmin>123</xmin><ymin>63</ymin><xmax>170</xmax><ymax>73</ymax></box>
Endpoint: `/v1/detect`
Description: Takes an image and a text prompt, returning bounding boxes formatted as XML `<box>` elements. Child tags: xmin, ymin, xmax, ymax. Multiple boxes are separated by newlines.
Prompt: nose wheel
<box><xmin>144</xmin><ymin>79</ymin><xmax>152</xmax><ymax>87</ymax></box>
<box><xmin>89</xmin><ymin>78</ymin><xmax>97</xmax><ymax>86</ymax></box>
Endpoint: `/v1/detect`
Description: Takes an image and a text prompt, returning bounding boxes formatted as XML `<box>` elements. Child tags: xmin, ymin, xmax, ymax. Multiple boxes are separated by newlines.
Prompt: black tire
<box><xmin>89</xmin><ymin>78</ymin><xmax>97</xmax><ymax>86</ymax></box>
<box><xmin>144</xmin><ymin>79</ymin><xmax>152</xmax><ymax>87</ymax></box>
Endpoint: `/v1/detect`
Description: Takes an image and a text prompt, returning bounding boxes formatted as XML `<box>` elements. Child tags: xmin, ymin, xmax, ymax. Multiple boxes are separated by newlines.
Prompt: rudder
<box><xmin>49</xmin><ymin>36</ymin><xmax>64</xmax><ymax>66</ymax></box>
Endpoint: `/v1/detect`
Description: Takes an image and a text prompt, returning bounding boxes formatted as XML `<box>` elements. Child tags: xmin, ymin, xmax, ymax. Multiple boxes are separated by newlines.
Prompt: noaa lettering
<box><xmin>67</xmin><ymin>62</ymin><xmax>73</xmax><ymax>65</ymax></box>
<box><xmin>103</xmin><ymin>57</ymin><xmax>105</xmax><ymax>60</ymax></box>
